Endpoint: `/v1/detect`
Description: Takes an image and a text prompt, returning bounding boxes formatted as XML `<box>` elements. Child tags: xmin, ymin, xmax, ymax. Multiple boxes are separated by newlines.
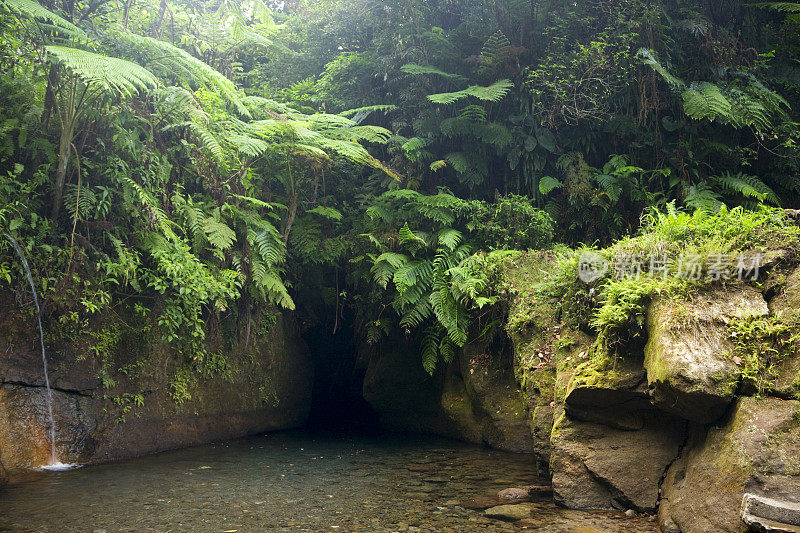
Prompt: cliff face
<box><xmin>0</xmin><ymin>296</ymin><xmax>313</xmax><ymax>478</ymax></box>
<box><xmin>363</xmin><ymin>251</ymin><xmax>800</xmax><ymax>529</ymax></box>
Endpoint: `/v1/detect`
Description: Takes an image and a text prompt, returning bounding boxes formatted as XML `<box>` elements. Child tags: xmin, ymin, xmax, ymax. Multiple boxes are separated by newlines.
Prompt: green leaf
<box><xmin>539</xmin><ymin>176</ymin><xmax>563</xmax><ymax>195</ymax></box>
<box><xmin>46</xmin><ymin>46</ymin><xmax>158</xmax><ymax>97</ymax></box>
<box><xmin>307</xmin><ymin>206</ymin><xmax>343</xmax><ymax>221</ymax></box>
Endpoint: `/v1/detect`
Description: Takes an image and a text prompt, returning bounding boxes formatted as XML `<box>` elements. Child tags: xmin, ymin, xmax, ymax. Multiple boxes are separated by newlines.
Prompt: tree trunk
<box><xmin>282</xmin><ymin>191</ymin><xmax>298</xmax><ymax>244</ymax></box>
<box><xmin>51</xmin><ymin>121</ymin><xmax>75</xmax><ymax>221</ymax></box>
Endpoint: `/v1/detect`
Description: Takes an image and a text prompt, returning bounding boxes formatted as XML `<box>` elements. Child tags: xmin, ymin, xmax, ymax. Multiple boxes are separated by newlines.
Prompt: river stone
<box><xmin>644</xmin><ymin>286</ymin><xmax>769</xmax><ymax>423</ymax></box>
<box><xmin>484</xmin><ymin>503</ymin><xmax>537</xmax><ymax>520</ymax></box>
<box><xmin>550</xmin><ymin>407</ymin><xmax>685</xmax><ymax>512</ymax></box>
<box><xmin>498</xmin><ymin>487</ymin><xmax>530</xmax><ymax>501</ymax></box>
<box><xmin>742</xmin><ymin>494</ymin><xmax>800</xmax><ymax>532</ymax></box>
<box><xmin>659</xmin><ymin>397</ymin><xmax>800</xmax><ymax>533</ymax></box>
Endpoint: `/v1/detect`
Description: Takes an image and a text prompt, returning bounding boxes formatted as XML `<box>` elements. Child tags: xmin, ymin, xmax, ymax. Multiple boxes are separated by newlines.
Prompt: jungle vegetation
<box><xmin>2</xmin><ymin>0</ymin><xmax>800</xmax><ymax>378</ymax></box>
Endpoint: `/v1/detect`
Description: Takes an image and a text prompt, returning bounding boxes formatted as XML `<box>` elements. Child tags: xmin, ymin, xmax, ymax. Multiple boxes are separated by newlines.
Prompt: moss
<box><xmin>727</xmin><ymin>311</ymin><xmax>800</xmax><ymax>396</ymax></box>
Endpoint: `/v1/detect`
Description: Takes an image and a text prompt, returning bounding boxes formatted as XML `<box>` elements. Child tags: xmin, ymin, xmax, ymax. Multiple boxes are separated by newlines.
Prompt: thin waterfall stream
<box><xmin>4</xmin><ymin>234</ymin><xmax>68</xmax><ymax>469</ymax></box>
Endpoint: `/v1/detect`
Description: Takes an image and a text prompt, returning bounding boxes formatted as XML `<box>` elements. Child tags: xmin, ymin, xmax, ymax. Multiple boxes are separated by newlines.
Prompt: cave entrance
<box><xmin>302</xmin><ymin>320</ymin><xmax>380</xmax><ymax>432</ymax></box>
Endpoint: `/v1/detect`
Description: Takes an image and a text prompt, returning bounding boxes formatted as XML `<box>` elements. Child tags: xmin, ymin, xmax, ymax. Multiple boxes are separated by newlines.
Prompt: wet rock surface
<box><xmin>0</xmin><ymin>432</ymin><xmax>656</xmax><ymax>532</ymax></box>
<box><xmin>0</xmin><ymin>302</ymin><xmax>313</xmax><ymax>473</ymax></box>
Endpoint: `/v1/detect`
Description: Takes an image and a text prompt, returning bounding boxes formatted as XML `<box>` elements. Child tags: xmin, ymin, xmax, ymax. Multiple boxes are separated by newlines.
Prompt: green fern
<box><xmin>682</xmin><ymin>82</ymin><xmax>732</xmax><ymax>122</ymax></box>
<box><xmin>428</xmin><ymin>80</ymin><xmax>515</xmax><ymax>105</ymax></box>
<box><xmin>46</xmin><ymin>46</ymin><xmax>158</xmax><ymax>97</ymax></box>
<box><xmin>1</xmin><ymin>0</ymin><xmax>86</xmax><ymax>39</ymax></box>
<box><xmin>710</xmin><ymin>172</ymin><xmax>780</xmax><ymax>206</ymax></box>
<box><xmin>636</xmin><ymin>48</ymin><xmax>685</xmax><ymax>88</ymax></box>
<box><xmin>116</xmin><ymin>31</ymin><xmax>249</xmax><ymax>117</ymax></box>
<box><xmin>401</xmin><ymin>63</ymin><xmax>465</xmax><ymax>80</ymax></box>
<box><xmin>752</xmin><ymin>2</ymin><xmax>800</xmax><ymax>12</ymax></box>
<box><xmin>202</xmin><ymin>215</ymin><xmax>236</xmax><ymax>251</ymax></box>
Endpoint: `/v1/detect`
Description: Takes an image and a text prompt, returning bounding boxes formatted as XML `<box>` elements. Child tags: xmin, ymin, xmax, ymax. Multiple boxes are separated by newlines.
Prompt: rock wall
<box><xmin>0</xmin><ymin>295</ymin><xmax>313</xmax><ymax>480</ymax></box>
<box><xmin>363</xmin><ymin>252</ymin><xmax>800</xmax><ymax>531</ymax></box>
<box><xmin>362</xmin><ymin>332</ymin><xmax>534</xmax><ymax>454</ymax></box>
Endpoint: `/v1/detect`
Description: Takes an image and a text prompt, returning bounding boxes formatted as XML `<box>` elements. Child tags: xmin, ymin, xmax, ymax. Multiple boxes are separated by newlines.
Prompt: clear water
<box><xmin>0</xmin><ymin>431</ymin><xmax>655</xmax><ymax>532</ymax></box>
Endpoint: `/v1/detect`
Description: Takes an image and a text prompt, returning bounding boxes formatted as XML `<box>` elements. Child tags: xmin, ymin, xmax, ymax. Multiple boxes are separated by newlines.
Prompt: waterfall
<box><xmin>4</xmin><ymin>234</ymin><xmax>58</xmax><ymax>466</ymax></box>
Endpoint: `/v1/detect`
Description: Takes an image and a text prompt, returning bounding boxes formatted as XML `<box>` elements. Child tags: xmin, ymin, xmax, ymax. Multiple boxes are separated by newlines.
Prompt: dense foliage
<box><xmin>2</xmin><ymin>0</ymin><xmax>800</xmax><ymax>378</ymax></box>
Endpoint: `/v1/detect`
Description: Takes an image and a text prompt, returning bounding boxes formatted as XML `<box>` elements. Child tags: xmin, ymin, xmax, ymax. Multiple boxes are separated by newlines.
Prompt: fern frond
<box><xmin>401</xmin><ymin>63</ymin><xmax>466</xmax><ymax>81</ymax></box>
<box><xmin>427</xmin><ymin>79</ymin><xmax>514</xmax><ymax>105</ymax></box>
<box><xmin>115</xmin><ymin>31</ymin><xmax>250</xmax><ymax>117</ymax></box>
<box><xmin>420</xmin><ymin>327</ymin><xmax>441</xmax><ymax>375</ymax></box>
<box><xmin>307</xmin><ymin>206</ymin><xmax>343</xmax><ymax>221</ymax></box>
<box><xmin>710</xmin><ymin>172</ymin><xmax>781</xmax><ymax>206</ymax></box>
<box><xmin>682</xmin><ymin>82</ymin><xmax>732</xmax><ymax>122</ymax></box>
<box><xmin>1</xmin><ymin>0</ymin><xmax>86</xmax><ymax>39</ymax></box>
<box><xmin>752</xmin><ymin>2</ymin><xmax>800</xmax><ymax>12</ymax></box>
<box><xmin>636</xmin><ymin>48</ymin><xmax>685</xmax><ymax>88</ymax></box>
<box><xmin>45</xmin><ymin>46</ymin><xmax>158</xmax><ymax>97</ymax></box>
<box><xmin>202</xmin><ymin>216</ymin><xmax>236</xmax><ymax>250</ymax></box>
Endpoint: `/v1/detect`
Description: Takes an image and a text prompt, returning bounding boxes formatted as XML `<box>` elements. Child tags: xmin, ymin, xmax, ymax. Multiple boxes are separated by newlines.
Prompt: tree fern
<box><xmin>1</xmin><ymin>0</ymin><xmax>85</xmax><ymax>40</ymax></box>
<box><xmin>115</xmin><ymin>31</ymin><xmax>250</xmax><ymax>117</ymax></box>
<box><xmin>682</xmin><ymin>82</ymin><xmax>732</xmax><ymax>122</ymax></box>
<box><xmin>46</xmin><ymin>46</ymin><xmax>158</xmax><ymax>97</ymax></box>
<box><xmin>427</xmin><ymin>80</ymin><xmax>515</xmax><ymax>105</ymax></box>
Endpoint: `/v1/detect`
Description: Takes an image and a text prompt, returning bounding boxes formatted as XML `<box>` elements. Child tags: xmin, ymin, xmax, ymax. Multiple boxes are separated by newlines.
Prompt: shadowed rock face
<box><xmin>659</xmin><ymin>397</ymin><xmax>800</xmax><ymax>533</ymax></box>
<box><xmin>0</xmin><ymin>299</ymin><xmax>313</xmax><ymax>478</ymax></box>
<box><xmin>362</xmin><ymin>335</ymin><xmax>534</xmax><ymax>453</ymax></box>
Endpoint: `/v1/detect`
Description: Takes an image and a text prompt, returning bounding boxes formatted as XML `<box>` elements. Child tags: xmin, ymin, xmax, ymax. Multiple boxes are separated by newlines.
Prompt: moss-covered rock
<box><xmin>644</xmin><ymin>286</ymin><xmax>769</xmax><ymax>423</ymax></box>
<box><xmin>565</xmin><ymin>356</ymin><xmax>652</xmax><ymax>430</ymax></box>
<box><xmin>659</xmin><ymin>396</ymin><xmax>800</xmax><ymax>533</ymax></box>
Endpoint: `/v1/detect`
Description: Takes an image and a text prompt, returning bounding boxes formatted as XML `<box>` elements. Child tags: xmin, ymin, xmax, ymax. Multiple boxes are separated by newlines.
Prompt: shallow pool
<box><xmin>0</xmin><ymin>431</ymin><xmax>655</xmax><ymax>532</ymax></box>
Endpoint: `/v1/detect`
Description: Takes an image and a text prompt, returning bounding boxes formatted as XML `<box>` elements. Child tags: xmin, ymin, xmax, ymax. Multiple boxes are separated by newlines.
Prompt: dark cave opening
<box><xmin>301</xmin><ymin>320</ymin><xmax>381</xmax><ymax>432</ymax></box>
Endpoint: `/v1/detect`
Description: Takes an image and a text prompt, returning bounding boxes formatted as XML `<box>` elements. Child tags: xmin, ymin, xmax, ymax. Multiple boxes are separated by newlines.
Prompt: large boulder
<box><xmin>565</xmin><ymin>356</ymin><xmax>651</xmax><ymax>430</ymax></box>
<box><xmin>644</xmin><ymin>286</ymin><xmax>769</xmax><ymax>423</ymax></box>
<box><xmin>659</xmin><ymin>397</ymin><xmax>800</xmax><ymax>533</ymax></box>
<box><xmin>549</xmin><ymin>407</ymin><xmax>685</xmax><ymax>512</ymax></box>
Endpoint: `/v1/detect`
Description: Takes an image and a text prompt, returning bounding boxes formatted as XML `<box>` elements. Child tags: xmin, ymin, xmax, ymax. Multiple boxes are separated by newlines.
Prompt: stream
<box><xmin>0</xmin><ymin>431</ymin><xmax>656</xmax><ymax>532</ymax></box>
